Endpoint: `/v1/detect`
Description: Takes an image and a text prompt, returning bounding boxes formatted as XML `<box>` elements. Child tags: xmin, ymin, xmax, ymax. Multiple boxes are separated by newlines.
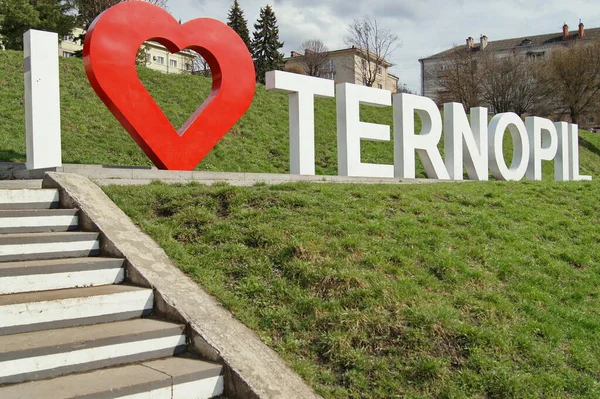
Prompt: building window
<box><xmin>377</xmin><ymin>66</ymin><xmax>382</xmax><ymax>74</ymax></box>
<box><xmin>62</xmin><ymin>51</ymin><xmax>74</xmax><ymax>58</ymax></box>
<box><xmin>323</xmin><ymin>71</ymin><xmax>334</xmax><ymax>80</ymax></box>
<box><xmin>378</xmin><ymin>83</ymin><xmax>383</xmax><ymax>89</ymax></box>
<box><xmin>63</xmin><ymin>35</ymin><xmax>74</xmax><ymax>42</ymax></box>
<box><xmin>155</xmin><ymin>56</ymin><xmax>164</xmax><ymax>65</ymax></box>
<box><xmin>146</xmin><ymin>53</ymin><xmax>151</xmax><ymax>62</ymax></box>
<box><xmin>169</xmin><ymin>59</ymin><xmax>177</xmax><ymax>68</ymax></box>
<box><xmin>185</xmin><ymin>63</ymin><xmax>192</xmax><ymax>71</ymax></box>
<box><xmin>322</xmin><ymin>59</ymin><xmax>333</xmax><ymax>70</ymax></box>
<box><xmin>361</xmin><ymin>59</ymin><xmax>367</xmax><ymax>69</ymax></box>
<box><xmin>529</xmin><ymin>52</ymin><xmax>545</xmax><ymax>62</ymax></box>
<box><xmin>441</xmin><ymin>64</ymin><xmax>449</xmax><ymax>70</ymax></box>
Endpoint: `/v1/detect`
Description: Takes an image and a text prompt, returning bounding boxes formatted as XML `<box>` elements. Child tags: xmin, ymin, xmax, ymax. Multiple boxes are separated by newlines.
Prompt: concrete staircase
<box><xmin>0</xmin><ymin>185</ymin><xmax>225</xmax><ymax>398</ymax></box>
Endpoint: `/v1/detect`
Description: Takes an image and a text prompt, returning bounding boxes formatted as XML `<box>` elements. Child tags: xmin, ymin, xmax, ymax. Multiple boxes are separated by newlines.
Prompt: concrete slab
<box><xmin>0</xmin><ymin>209</ymin><xmax>78</xmax><ymax>234</ymax></box>
<box><xmin>0</xmin><ymin>257</ymin><xmax>124</xmax><ymax>276</ymax></box>
<box><xmin>0</xmin><ymin>188</ymin><xmax>58</xmax><ymax>209</ymax></box>
<box><xmin>0</xmin><ymin>284</ymin><xmax>148</xmax><ymax>306</ymax></box>
<box><xmin>0</xmin><ymin>231</ymin><xmax>98</xmax><ymax>245</ymax></box>
<box><xmin>132</xmin><ymin>169</ymin><xmax>194</xmax><ymax>180</ymax></box>
<box><xmin>2</xmin><ymin>161</ymin><xmax>463</xmax><ymax>187</ymax></box>
<box><xmin>0</xmin><ymin>285</ymin><xmax>153</xmax><ymax>335</ymax></box>
<box><xmin>144</xmin><ymin>356</ymin><xmax>223</xmax><ymax>382</ymax></box>
<box><xmin>0</xmin><ymin>318</ymin><xmax>186</xmax><ymax>385</ymax></box>
<box><xmin>0</xmin><ymin>362</ymin><xmax>169</xmax><ymax>399</ymax></box>
<box><xmin>0</xmin><ymin>180</ymin><xmax>43</xmax><ymax>189</ymax></box>
<box><xmin>0</xmin><ymin>231</ymin><xmax>100</xmax><ymax>262</ymax></box>
<box><xmin>193</xmin><ymin>171</ymin><xmax>246</xmax><ymax>181</ymax></box>
<box><xmin>0</xmin><ymin>257</ymin><xmax>125</xmax><ymax>295</ymax></box>
<box><xmin>43</xmin><ymin>172</ymin><xmax>322</xmax><ymax>399</ymax></box>
<box><xmin>0</xmin><ymin>356</ymin><xmax>223</xmax><ymax>399</ymax></box>
<box><xmin>0</xmin><ymin>318</ymin><xmax>181</xmax><ymax>355</ymax></box>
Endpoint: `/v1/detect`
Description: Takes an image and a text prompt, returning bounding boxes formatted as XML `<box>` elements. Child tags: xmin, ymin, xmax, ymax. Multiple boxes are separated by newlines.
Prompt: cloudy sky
<box><xmin>167</xmin><ymin>0</ymin><xmax>600</xmax><ymax>93</ymax></box>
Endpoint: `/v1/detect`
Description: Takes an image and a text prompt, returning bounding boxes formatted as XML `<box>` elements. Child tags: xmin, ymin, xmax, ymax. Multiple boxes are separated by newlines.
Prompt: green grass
<box><xmin>3</xmin><ymin>50</ymin><xmax>600</xmax><ymax>179</ymax></box>
<box><xmin>104</xmin><ymin>179</ymin><xmax>600</xmax><ymax>398</ymax></box>
<box><xmin>0</xmin><ymin>50</ymin><xmax>405</xmax><ymax>175</ymax></box>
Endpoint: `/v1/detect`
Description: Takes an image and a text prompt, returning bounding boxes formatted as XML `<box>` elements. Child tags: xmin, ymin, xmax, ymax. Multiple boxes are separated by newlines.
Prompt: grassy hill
<box><xmin>2</xmin><ymin>50</ymin><xmax>600</xmax><ymax>178</ymax></box>
<box><xmin>104</xmin><ymin>179</ymin><xmax>600</xmax><ymax>399</ymax></box>
<box><xmin>0</xmin><ymin>50</ymin><xmax>399</xmax><ymax>175</ymax></box>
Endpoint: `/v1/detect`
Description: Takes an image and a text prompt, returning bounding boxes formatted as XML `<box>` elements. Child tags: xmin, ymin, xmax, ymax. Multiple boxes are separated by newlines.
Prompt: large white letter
<box><xmin>336</xmin><ymin>83</ymin><xmax>393</xmax><ymax>178</ymax></box>
<box><xmin>393</xmin><ymin>93</ymin><xmax>449</xmax><ymax>179</ymax></box>
<box><xmin>265</xmin><ymin>71</ymin><xmax>335</xmax><ymax>175</ymax></box>
<box><xmin>24</xmin><ymin>30</ymin><xmax>62</xmax><ymax>170</ymax></box>
<box><xmin>444</xmin><ymin>103</ymin><xmax>488</xmax><ymax>181</ymax></box>
<box><xmin>554</xmin><ymin>122</ymin><xmax>570</xmax><ymax>181</ymax></box>
<box><xmin>488</xmin><ymin>113</ymin><xmax>530</xmax><ymax>181</ymax></box>
<box><xmin>525</xmin><ymin>117</ymin><xmax>558</xmax><ymax>181</ymax></box>
<box><xmin>569</xmin><ymin>124</ymin><xmax>592</xmax><ymax>181</ymax></box>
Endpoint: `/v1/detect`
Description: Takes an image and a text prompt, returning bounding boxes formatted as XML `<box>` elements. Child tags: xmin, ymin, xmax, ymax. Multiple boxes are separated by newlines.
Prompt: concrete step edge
<box><xmin>0</xmin><ymin>319</ymin><xmax>186</xmax><ymax>385</ymax></box>
<box><xmin>0</xmin><ymin>258</ymin><xmax>126</xmax><ymax>295</ymax></box>
<box><xmin>0</xmin><ymin>189</ymin><xmax>59</xmax><ymax>210</ymax></box>
<box><xmin>0</xmin><ymin>210</ymin><xmax>79</xmax><ymax>234</ymax></box>
<box><xmin>0</xmin><ymin>285</ymin><xmax>154</xmax><ymax>336</ymax></box>
<box><xmin>0</xmin><ymin>209</ymin><xmax>77</xmax><ymax>217</ymax></box>
<box><xmin>0</xmin><ymin>257</ymin><xmax>124</xmax><ymax>276</ymax></box>
<box><xmin>0</xmin><ymin>231</ymin><xmax>99</xmax><ymax>244</ymax></box>
<box><xmin>0</xmin><ymin>232</ymin><xmax>100</xmax><ymax>262</ymax></box>
<box><xmin>0</xmin><ymin>356</ymin><xmax>224</xmax><ymax>399</ymax></box>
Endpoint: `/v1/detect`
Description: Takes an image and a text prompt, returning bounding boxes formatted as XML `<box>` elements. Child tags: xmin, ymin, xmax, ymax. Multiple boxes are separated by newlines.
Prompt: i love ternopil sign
<box><xmin>25</xmin><ymin>1</ymin><xmax>591</xmax><ymax>182</ymax></box>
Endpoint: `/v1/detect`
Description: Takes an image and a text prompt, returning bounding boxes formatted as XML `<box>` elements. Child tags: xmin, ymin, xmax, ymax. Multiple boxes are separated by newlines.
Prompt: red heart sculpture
<box><xmin>83</xmin><ymin>2</ymin><xmax>256</xmax><ymax>170</ymax></box>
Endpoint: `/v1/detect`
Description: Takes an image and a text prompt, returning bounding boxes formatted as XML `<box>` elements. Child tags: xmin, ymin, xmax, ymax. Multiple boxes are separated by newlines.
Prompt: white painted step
<box><xmin>0</xmin><ymin>257</ymin><xmax>125</xmax><ymax>295</ymax></box>
<box><xmin>0</xmin><ymin>285</ymin><xmax>153</xmax><ymax>335</ymax></box>
<box><xmin>0</xmin><ymin>209</ymin><xmax>78</xmax><ymax>234</ymax></box>
<box><xmin>0</xmin><ymin>319</ymin><xmax>186</xmax><ymax>385</ymax></box>
<box><xmin>0</xmin><ymin>189</ymin><xmax>59</xmax><ymax>209</ymax></box>
<box><xmin>0</xmin><ymin>180</ymin><xmax>43</xmax><ymax>190</ymax></box>
<box><xmin>0</xmin><ymin>356</ymin><xmax>224</xmax><ymax>399</ymax></box>
<box><xmin>0</xmin><ymin>231</ymin><xmax>100</xmax><ymax>262</ymax></box>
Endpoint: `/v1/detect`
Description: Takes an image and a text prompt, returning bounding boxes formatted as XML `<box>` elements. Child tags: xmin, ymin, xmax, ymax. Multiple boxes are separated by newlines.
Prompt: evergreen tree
<box><xmin>226</xmin><ymin>0</ymin><xmax>250</xmax><ymax>52</ymax></box>
<box><xmin>251</xmin><ymin>5</ymin><xmax>283</xmax><ymax>84</ymax></box>
<box><xmin>0</xmin><ymin>0</ymin><xmax>76</xmax><ymax>50</ymax></box>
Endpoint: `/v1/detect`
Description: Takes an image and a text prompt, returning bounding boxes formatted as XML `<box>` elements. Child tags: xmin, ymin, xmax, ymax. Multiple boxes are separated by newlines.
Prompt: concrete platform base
<box><xmin>1</xmin><ymin>162</ymin><xmax>459</xmax><ymax>187</ymax></box>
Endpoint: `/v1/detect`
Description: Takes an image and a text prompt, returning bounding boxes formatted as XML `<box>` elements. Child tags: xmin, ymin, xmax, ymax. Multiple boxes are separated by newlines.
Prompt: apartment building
<box><xmin>59</xmin><ymin>30</ymin><xmax>195</xmax><ymax>74</ymax></box>
<box><xmin>419</xmin><ymin>22</ymin><xmax>600</xmax><ymax>103</ymax></box>
<box><xmin>284</xmin><ymin>47</ymin><xmax>399</xmax><ymax>93</ymax></box>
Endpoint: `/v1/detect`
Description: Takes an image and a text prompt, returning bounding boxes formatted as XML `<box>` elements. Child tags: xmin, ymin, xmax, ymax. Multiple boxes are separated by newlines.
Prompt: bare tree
<box><xmin>284</xmin><ymin>64</ymin><xmax>306</xmax><ymax>75</ymax></box>
<box><xmin>298</xmin><ymin>39</ymin><xmax>329</xmax><ymax>77</ymax></box>
<box><xmin>74</xmin><ymin>0</ymin><xmax>168</xmax><ymax>32</ymax></box>
<box><xmin>192</xmin><ymin>54</ymin><xmax>210</xmax><ymax>77</ymax></box>
<box><xmin>480</xmin><ymin>54</ymin><xmax>539</xmax><ymax>115</ymax></box>
<box><xmin>437</xmin><ymin>46</ymin><xmax>481</xmax><ymax>110</ymax></box>
<box><xmin>397</xmin><ymin>83</ymin><xmax>416</xmax><ymax>94</ymax></box>
<box><xmin>537</xmin><ymin>40</ymin><xmax>600</xmax><ymax>124</ymax></box>
<box><xmin>343</xmin><ymin>16</ymin><xmax>401</xmax><ymax>87</ymax></box>
<box><xmin>510</xmin><ymin>58</ymin><xmax>541</xmax><ymax>116</ymax></box>
<box><xmin>136</xmin><ymin>44</ymin><xmax>150</xmax><ymax>66</ymax></box>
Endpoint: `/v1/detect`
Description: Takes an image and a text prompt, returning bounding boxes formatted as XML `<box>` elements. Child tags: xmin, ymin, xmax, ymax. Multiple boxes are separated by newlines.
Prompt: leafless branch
<box><xmin>343</xmin><ymin>16</ymin><xmax>401</xmax><ymax>87</ymax></box>
<box><xmin>299</xmin><ymin>39</ymin><xmax>329</xmax><ymax>77</ymax></box>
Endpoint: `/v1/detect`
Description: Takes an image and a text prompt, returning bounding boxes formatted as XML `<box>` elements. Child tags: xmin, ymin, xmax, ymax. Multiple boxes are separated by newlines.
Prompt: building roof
<box><xmin>419</xmin><ymin>26</ymin><xmax>600</xmax><ymax>61</ymax></box>
<box><xmin>284</xmin><ymin>47</ymin><xmax>394</xmax><ymax>67</ymax></box>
